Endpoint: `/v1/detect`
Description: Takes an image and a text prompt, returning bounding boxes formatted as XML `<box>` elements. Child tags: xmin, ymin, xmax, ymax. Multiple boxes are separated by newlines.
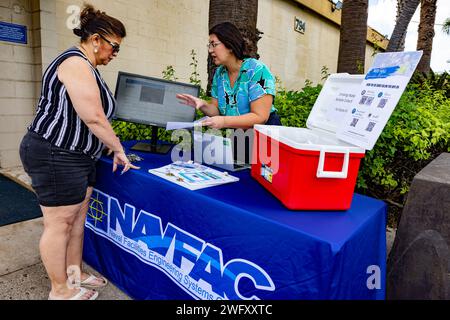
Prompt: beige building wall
<box><xmin>55</xmin><ymin>0</ymin><xmax>210</xmax><ymax>91</ymax></box>
<box><xmin>0</xmin><ymin>0</ymin><xmax>40</xmax><ymax>168</ymax></box>
<box><xmin>0</xmin><ymin>0</ymin><xmax>386</xmax><ymax>169</ymax></box>
<box><xmin>0</xmin><ymin>0</ymin><xmax>210</xmax><ymax>169</ymax></box>
<box><xmin>258</xmin><ymin>0</ymin><xmax>383</xmax><ymax>90</ymax></box>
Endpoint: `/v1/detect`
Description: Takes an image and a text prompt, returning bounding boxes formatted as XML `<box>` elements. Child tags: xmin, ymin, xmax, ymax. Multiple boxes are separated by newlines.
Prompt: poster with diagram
<box><xmin>337</xmin><ymin>51</ymin><xmax>423</xmax><ymax>150</ymax></box>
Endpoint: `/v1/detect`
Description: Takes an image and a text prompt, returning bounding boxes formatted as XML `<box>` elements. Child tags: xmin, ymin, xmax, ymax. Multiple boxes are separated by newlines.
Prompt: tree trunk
<box><xmin>207</xmin><ymin>0</ymin><xmax>261</xmax><ymax>94</ymax></box>
<box><xmin>416</xmin><ymin>0</ymin><xmax>437</xmax><ymax>74</ymax></box>
<box><xmin>337</xmin><ymin>0</ymin><xmax>368</xmax><ymax>74</ymax></box>
<box><xmin>396</xmin><ymin>0</ymin><xmax>407</xmax><ymax>50</ymax></box>
<box><xmin>386</xmin><ymin>0</ymin><xmax>420</xmax><ymax>52</ymax></box>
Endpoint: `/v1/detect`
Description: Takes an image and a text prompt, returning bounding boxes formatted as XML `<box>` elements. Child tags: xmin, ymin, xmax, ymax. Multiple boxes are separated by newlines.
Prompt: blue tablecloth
<box><xmin>83</xmin><ymin>141</ymin><xmax>386</xmax><ymax>300</ymax></box>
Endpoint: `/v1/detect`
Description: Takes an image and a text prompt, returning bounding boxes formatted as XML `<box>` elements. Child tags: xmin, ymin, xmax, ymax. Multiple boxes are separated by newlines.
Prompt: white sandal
<box><xmin>48</xmin><ymin>287</ymin><xmax>98</xmax><ymax>300</ymax></box>
<box><xmin>80</xmin><ymin>273</ymin><xmax>108</xmax><ymax>289</ymax></box>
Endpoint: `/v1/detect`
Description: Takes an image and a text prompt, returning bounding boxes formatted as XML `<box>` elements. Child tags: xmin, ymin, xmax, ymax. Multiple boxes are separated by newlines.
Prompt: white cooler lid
<box><xmin>254</xmin><ymin>74</ymin><xmax>367</xmax><ymax>154</ymax></box>
<box><xmin>306</xmin><ymin>73</ymin><xmax>364</xmax><ymax>136</ymax></box>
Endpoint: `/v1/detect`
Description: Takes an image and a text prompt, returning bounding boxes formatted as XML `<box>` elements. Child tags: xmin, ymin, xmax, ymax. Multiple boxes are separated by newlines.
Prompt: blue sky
<box><xmin>368</xmin><ymin>0</ymin><xmax>450</xmax><ymax>72</ymax></box>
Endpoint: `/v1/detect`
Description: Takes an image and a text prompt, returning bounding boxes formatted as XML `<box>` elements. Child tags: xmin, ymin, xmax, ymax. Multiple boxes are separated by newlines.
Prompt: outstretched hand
<box><xmin>113</xmin><ymin>150</ymin><xmax>140</xmax><ymax>175</ymax></box>
<box><xmin>176</xmin><ymin>93</ymin><xmax>205</xmax><ymax>111</ymax></box>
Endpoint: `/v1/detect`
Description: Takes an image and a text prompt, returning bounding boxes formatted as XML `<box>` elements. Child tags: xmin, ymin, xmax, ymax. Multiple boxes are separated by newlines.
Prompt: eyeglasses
<box><xmin>98</xmin><ymin>33</ymin><xmax>120</xmax><ymax>53</ymax></box>
<box><xmin>207</xmin><ymin>41</ymin><xmax>222</xmax><ymax>49</ymax></box>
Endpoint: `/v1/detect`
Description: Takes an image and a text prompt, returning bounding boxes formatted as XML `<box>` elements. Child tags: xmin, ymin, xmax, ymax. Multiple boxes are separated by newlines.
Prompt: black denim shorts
<box><xmin>19</xmin><ymin>131</ymin><xmax>97</xmax><ymax>207</ymax></box>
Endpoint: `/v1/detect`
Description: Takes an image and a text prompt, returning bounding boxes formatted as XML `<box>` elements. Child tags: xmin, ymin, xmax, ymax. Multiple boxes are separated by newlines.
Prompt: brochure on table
<box><xmin>149</xmin><ymin>161</ymin><xmax>239</xmax><ymax>191</ymax></box>
<box><xmin>337</xmin><ymin>50</ymin><xmax>423</xmax><ymax>150</ymax></box>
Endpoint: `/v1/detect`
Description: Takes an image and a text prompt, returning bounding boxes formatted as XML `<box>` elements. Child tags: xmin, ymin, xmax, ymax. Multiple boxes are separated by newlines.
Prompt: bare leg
<box><xmin>66</xmin><ymin>187</ymin><xmax>92</xmax><ymax>272</ymax></box>
<box><xmin>40</xmin><ymin>203</ymin><xmax>96</xmax><ymax>299</ymax></box>
<box><xmin>66</xmin><ymin>187</ymin><xmax>106</xmax><ymax>286</ymax></box>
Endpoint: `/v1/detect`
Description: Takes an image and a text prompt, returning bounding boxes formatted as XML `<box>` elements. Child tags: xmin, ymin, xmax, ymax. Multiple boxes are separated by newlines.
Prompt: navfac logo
<box><xmin>86</xmin><ymin>189</ymin><xmax>275</xmax><ymax>300</ymax></box>
<box><xmin>87</xmin><ymin>191</ymin><xmax>109</xmax><ymax>232</ymax></box>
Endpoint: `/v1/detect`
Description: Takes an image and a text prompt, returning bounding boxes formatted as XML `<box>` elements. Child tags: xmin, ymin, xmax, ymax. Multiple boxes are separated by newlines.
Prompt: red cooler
<box><xmin>251</xmin><ymin>74</ymin><xmax>366</xmax><ymax>210</ymax></box>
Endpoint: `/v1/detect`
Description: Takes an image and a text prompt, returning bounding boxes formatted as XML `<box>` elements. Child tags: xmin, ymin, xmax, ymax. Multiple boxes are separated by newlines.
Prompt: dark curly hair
<box><xmin>73</xmin><ymin>3</ymin><xmax>126</xmax><ymax>41</ymax></box>
<box><xmin>209</xmin><ymin>22</ymin><xmax>249</xmax><ymax>60</ymax></box>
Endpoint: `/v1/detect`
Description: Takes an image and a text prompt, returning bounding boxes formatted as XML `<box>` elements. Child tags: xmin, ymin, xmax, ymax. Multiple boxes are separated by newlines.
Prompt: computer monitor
<box><xmin>113</xmin><ymin>71</ymin><xmax>200</xmax><ymax>154</ymax></box>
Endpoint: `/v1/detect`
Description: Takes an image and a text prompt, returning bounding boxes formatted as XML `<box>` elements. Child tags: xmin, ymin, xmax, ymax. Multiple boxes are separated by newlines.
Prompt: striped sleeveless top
<box><xmin>28</xmin><ymin>47</ymin><xmax>116</xmax><ymax>159</ymax></box>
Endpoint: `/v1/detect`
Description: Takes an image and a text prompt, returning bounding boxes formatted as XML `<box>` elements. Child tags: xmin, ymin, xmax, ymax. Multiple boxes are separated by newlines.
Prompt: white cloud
<box><xmin>368</xmin><ymin>0</ymin><xmax>396</xmax><ymax>37</ymax></box>
<box><xmin>368</xmin><ymin>0</ymin><xmax>450</xmax><ymax>72</ymax></box>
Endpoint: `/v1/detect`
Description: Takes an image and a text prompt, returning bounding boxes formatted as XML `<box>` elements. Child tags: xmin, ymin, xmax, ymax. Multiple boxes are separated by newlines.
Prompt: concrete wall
<box><xmin>258</xmin><ymin>0</ymin><xmax>382</xmax><ymax>89</ymax></box>
<box><xmin>51</xmin><ymin>0</ymin><xmax>382</xmax><ymax>95</ymax></box>
<box><xmin>0</xmin><ymin>0</ymin><xmax>210</xmax><ymax>168</ymax></box>
<box><xmin>0</xmin><ymin>0</ymin><xmax>40</xmax><ymax>168</ymax></box>
<box><xmin>0</xmin><ymin>0</ymin><xmax>385</xmax><ymax>169</ymax></box>
<box><xmin>55</xmin><ymin>0</ymin><xmax>210</xmax><ymax>92</ymax></box>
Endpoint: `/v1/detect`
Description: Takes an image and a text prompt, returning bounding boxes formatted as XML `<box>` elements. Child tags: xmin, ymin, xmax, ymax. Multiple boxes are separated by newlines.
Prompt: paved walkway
<box><xmin>0</xmin><ymin>167</ymin><xmax>130</xmax><ymax>300</ymax></box>
<box><xmin>0</xmin><ymin>166</ymin><xmax>396</xmax><ymax>300</ymax></box>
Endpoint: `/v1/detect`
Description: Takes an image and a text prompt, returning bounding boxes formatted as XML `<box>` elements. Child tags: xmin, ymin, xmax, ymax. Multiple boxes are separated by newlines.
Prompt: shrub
<box><xmin>275</xmin><ymin>80</ymin><xmax>322</xmax><ymax>128</ymax></box>
<box><xmin>358</xmin><ymin>84</ymin><xmax>450</xmax><ymax>226</ymax></box>
<box><xmin>411</xmin><ymin>71</ymin><xmax>450</xmax><ymax>98</ymax></box>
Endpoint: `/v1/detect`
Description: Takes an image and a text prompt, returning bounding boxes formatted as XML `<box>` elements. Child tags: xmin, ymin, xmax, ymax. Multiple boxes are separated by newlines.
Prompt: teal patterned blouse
<box><xmin>211</xmin><ymin>58</ymin><xmax>276</xmax><ymax>116</ymax></box>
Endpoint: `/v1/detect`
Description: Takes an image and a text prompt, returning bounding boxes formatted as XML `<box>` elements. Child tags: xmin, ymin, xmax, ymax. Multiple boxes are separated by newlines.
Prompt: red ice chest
<box><xmin>251</xmin><ymin>74</ymin><xmax>366</xmax><ymax>210</ymax></box>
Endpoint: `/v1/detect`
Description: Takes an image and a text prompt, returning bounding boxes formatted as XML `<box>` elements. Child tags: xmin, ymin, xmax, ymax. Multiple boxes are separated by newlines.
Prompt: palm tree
<box><xmin>416</xmin><ymin>0</ymin><xmax>437</xmax><ymax>74</ymax></box>
<box><xmin>394</xmin><ymin>0</ymin><xmax>407</xmax><ymax>50</ymax></box>
<box><xmin>386</xmin><ymin>0</ymin><xmax>420</xmax><ymax>52</ymax></box>
<box><xmin>337</xmin><ymin>0</ymin><xmax>368</xmax><ymax>74</ymax></box>
<box><xmin>443</xmin><ymin>18</ymin><xmax>450</xmax><ymax>34</ymax></box>
<box><xmin>207</xmin><ymin>0</ymin><xmax>261</xmax><ymax>92</ymax></box>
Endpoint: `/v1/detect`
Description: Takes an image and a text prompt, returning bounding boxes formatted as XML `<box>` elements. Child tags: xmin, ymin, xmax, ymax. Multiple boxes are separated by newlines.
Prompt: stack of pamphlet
<box><xmin>148</xmin><ymin>161</ymin><xmax>239</xmax><ymax>190</ymax></box>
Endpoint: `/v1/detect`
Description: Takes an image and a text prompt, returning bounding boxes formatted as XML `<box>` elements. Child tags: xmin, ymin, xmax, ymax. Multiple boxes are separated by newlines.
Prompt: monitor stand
<box><xmin>130</xmin><ymin>125</ymin><xmax>172</xmax><ymax>154</ymax></box>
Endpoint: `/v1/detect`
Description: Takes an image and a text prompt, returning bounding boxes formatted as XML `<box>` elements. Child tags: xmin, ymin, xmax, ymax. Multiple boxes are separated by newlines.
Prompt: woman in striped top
<box><xmin>19</xmin><ymin>4</ymin><xmax>139</xmax><ymax>300</ymax></box>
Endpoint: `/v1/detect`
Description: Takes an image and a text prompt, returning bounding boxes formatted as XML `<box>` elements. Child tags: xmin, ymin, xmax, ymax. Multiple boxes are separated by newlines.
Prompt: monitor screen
<box><xmin>113</xmin><ymin>72</ymin><xmax>199</xmax><ymax>127</ymax></box>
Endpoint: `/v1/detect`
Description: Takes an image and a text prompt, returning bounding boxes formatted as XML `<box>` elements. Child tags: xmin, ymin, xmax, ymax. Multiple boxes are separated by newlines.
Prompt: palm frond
<box><xmin>443</xmin><ymin>18</ymin><xmax>450</xmax><ymax>35</ymax></box>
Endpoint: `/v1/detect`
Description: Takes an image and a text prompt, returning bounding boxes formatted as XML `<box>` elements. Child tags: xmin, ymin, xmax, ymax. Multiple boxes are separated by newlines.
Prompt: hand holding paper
<box><xmin>201</xmin><ymin>116</ymin><xmax>225</xmax><ymax>129</ymax></box>
<box><xmin>166</xmin><ymin>116</ymin><xmax>210</xmax><ymax>130</ymax></box>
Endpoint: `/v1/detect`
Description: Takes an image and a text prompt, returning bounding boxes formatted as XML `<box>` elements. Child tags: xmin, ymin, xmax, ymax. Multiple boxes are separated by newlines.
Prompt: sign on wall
<box><xmin>0</xmin><ymin>21</ymin><xmax>27</xmax><ymax>44</ymax></box>
<box><xmin>294</xmin><ymin>17</ymin><xmax>306</xmax><ymax>34</ymax></box>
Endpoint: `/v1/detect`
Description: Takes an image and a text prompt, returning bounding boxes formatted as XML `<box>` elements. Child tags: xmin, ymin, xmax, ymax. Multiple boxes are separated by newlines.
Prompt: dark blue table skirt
<box><xmin>83</xmin><ymin>141</ymin><xmax>386</xmax><ymax>300</ymax></box>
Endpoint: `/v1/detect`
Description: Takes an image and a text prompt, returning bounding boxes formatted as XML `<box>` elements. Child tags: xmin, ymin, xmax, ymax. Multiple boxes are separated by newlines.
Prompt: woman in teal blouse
<box><xmin>177</xmin><ymin>22</ymin><xmax>281</xmax><ymax>129</ymax></box>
